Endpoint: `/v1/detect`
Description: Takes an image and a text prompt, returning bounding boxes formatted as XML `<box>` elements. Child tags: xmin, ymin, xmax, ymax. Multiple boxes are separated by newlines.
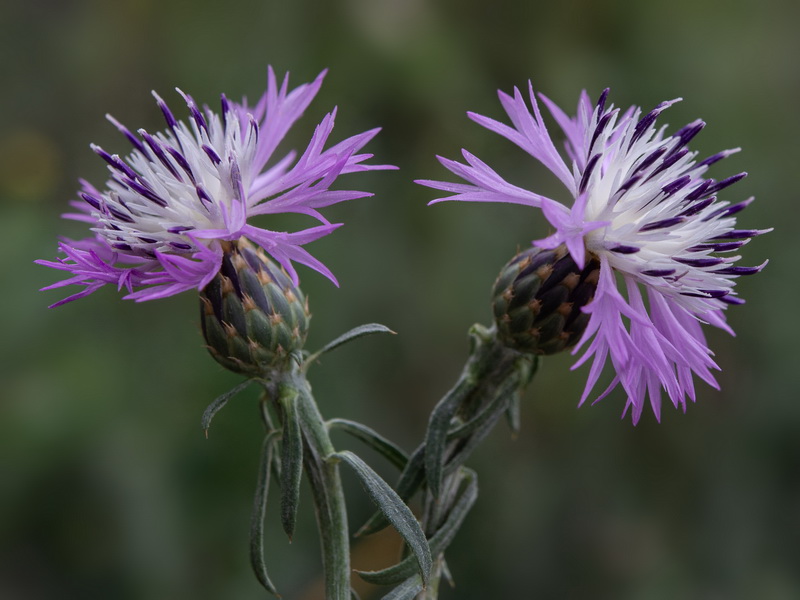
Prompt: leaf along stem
<box><xmin>413</xmin><ymin>325</ymin><xmax>538</xmax><ymax>599</ymax></box>
<box><xmin>256</xmin><ymin>372</ymin><xmax>353</xmax><ymax>600</ymax></box>
<box><xmin>291</xmin><ymin>375</ymin><xmax>353</xmax><ymax>600</ymax></box>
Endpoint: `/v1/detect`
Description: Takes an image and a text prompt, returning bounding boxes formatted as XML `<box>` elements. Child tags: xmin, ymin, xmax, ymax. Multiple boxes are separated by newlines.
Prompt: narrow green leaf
<box><xmin>445</xmin><ymin>376</ymin><xmax>519</xmax><ymax>442</ymax></box>
<box><xmin>332</xmin><ymin>450</ymin><xmax>432</xmax><ymax>585</ymax></box>
<box><xmin>358</xmin><ymin>370</ymin><xmax>520</xmax><ymax>536</ymax></box>
<box><xmin>357</xmin><ymin>469</ymin><xmax>478</xmax><ymax>586</ymax></box>
<box><xmin>381</xmin><ymin>575</ymin><xmax>424</xmax><ymax>600</ymax></box>
<box><xmin>201</xmin><ymin>379</ymin><xmax>254</xmax><ymax>436</ymax></box>
<box><xmin>279</xmin><ymin>386</ymin><xmax>303</xmax><ymax>541</ymax></box>
<box><xmin>250</xmin><ymin>431</ymin><xmax>282</xmax><ymax>597</ymax></box>
<box><xmin>305</xmin><ymin>323</ymin><xmax>395</xmax><ymax>367</ymax></box>
<box><xmin>327</xmin><ymin>418</ymin><xmax>409</xmax><ymax>471</ymax></box>
<box><xmin>425</xmin><ymin>377</ymin><xmax>473</xmax><ymax>499</ymax></box>
<box><xmin>440</xmin><ymin>379</ymin><xmax>520</xmax><ymax>481</ymax></box>
<box><xmin>356</xmin><ymin>445</ymin><xmax>426</xmax><ymax>537</ymax></box>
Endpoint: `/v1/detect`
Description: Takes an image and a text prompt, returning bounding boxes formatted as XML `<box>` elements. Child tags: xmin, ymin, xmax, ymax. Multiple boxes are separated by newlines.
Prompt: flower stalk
<box><xmin>354</xmin><ymin>324</ymin><xmax>538</xmax><ymax>597</ymax></box>
<box><xmin>256</xmin><ymin>368</ymin><xmax>352</xmax><ymax>599</ymax></box>
<box><xmin>358</xmin><ymin>244</ymin><xmax>604</xmax><ymax>598</ymax></box>
<box><xmin>415</xmin><ymin>325</ymin><xmax>537</xmax><ymax>599</ymax></box>
<box><xmin>195</xmin><ymin>240</ymin><xmax>433</xmax><ymax>599</ymax></box>
<box><xmin>207</xmin><ymin>339</ymin><xmax>432</xmax><ymax>599</ymax></box>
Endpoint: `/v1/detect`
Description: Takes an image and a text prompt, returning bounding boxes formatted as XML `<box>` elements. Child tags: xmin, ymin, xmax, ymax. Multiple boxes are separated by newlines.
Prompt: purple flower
<box><xmin>418</xmin><ymin>84</ymin><xmax>769</xmax><ymax>423</ymax></box>
<box><xmin>38</xmin><ymin>68</ymin><xmax>394</xmax><ymax>306</ymax></box>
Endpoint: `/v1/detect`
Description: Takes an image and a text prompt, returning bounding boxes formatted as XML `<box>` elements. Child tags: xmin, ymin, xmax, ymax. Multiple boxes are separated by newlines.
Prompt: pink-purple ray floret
<box><xmin>38</xmin><ymin>68</ymin><xmax>395</xmax><ymax>306</ymax></box>
<box><xmin>419</xmin><ymin>83</ymin><xmax>768</xmax><ymax>423</ymax></box>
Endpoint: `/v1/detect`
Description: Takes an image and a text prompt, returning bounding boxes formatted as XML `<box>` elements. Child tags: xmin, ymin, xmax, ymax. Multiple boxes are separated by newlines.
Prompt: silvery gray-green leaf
<box><xmin>250</xmin><ymin>430</ymin><xmax>282</xmax><ymax>596</ymax></box>
<box><xmin>332</xmin><ymin>450</ymin><xmax>432</xmax><ymax>585</ymax></box>
<box><xmin>305</xmin><ymin>323</ymin><xmax>395</xmax><ymax>367</ymax></box>
<box><xmin>327</xmin><ymin>418</ymin><xmax>409</xmax><ymax>470</ymax></box>
<box><xmin>278</xmin><ymin>385</ymin><xmax>303</xmax><ymax>540</ymax></box>
<box><xmin>201</xmin><ymin>378</ymin><xmax>254</xmax><ymax>436</ymax></box>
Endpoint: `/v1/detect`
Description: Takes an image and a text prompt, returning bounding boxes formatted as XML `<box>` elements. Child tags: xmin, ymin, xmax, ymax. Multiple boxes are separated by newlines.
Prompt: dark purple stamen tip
<box><xmin>170</xmin><ymin>242</ymin><xmax>193</xmax><ymax>251</ymax></box>
<box><xmin>662</xmin><ymin>174</ymin><xmax>692</xmax><ymax>196</ymax></box>
<box><xmin>674</xmin><ymin>257</ymin><xmax>725</xmax><ymax>268</ymax></box>
<box><xmin>166</xmin><ymin>147</ymin><xmax>196</xmax><ymax>183</ymax></box>
<box><xmin>713</xmin><ymin>264</ymin><xmax>763</xmax><ymax>276</ymax></box>
<box><xmin>689</xmin><ymin>241</ymin><xmax>746</xmax><ymax>252</ymax></box>
<box><xmin>157</xmin><ymin>98</ymin><xmax>178</xmax><ymax>130</ymax></box>
<box><xmin>596</xmin><ymin>88</ymin><xmax>610</xmax><ymax>115</ymax></box>
<box><xmin>579</xmin><ymin>153</ymin><xmax>600</xmax><ymax>193</ymax></box>
<box><xmin>590</xmin><ymin>111</ymin><xmax>615</xmax><ymax>153</ymax></box>
<box><xmin>682</xmin><ymin>289</ymin><xmax>729</xmax><ymax>299</ymax></box>
<box><xmin>701</xmin><ymin>289</ymin><xmax>730</xmax><ymax>298</ymax></box>
<box><xmin>712</xmin><ymin>229</ymin><xmax>765</xmax><ymax>240</ymax></box>
<box><xmin>685</xmin><ymin>179</ymin><xmax>713</xmax><ymax>201</ymax></box>
<box><xmin>139</xmin><ymin>130</ymin><xmax>181</xmax><ymax>180</ymax></box>
<box><xmin>112</xmin><ymin>243</ymin><xmax>133</xmax><ymax>252</ymax></box>
<box><xmin>698</xmin><ymin>150</ymin><xmax>735</xmax><ymax>168</ymax></box>
<box><xmin>720</xmin><ymin>295</ymin><xmax>745</xmax><ymax>305</ymax></box>
<box><xmin>679</xmin><ymin>197</ymin><xmax>715</xmax><ymax>217</ymax></box>
<box><xmin>671</xmin><ymin>120</ymin><xmax>704</xmax><ymax>149</ymax></box>
<box><xmin>137</xmin><ymin>236</ymin><xmax>158</xmax><ymax>243</ymax></box>
<box><xmin>107</xmin><ymin>205</ymin><xmax>134</xmax><ymax>223</ymax></box>
<box><xmin>108</xmin><ymin>117</ymin><xmax>147</xmax><ymax>155</ymax></box>
<box><xmin>705</xmin><ymin>199</ymin><xmax>752</xmax><ymax>221</ymax></box>
<box><xmin>90</xmin><ymin>143</ymin><xmax>112</xmax><ymax>160</ymax></box>
<box><xmin>630</xmin><ymin>102</ymin><xmax>670</xmax><ymax>145</ymax></box>
<box><xmin>188</xmin><ymin>103</ymin><xmax>208</xmax><ymax>132</ymax></box>
<box><xmin>681</xmin><ymin>291</ymin><xmax>712</xmax><ymax>298</ymax></box>
<box><xmin>80</xmin><ymin>192</ymin><xmax>103</xmax><ymax>211</ymax></box>
<box><xmin>632</xmin><ymin>146</ymin><xmax>667</xmax><ymax>177</ymax></box>
<box><xmin>610</xmin><ymin>245</ymin><xmax>640</xmax><ymax>254</ymax></box>
<box><xmin>124</xmin><ymin>177</ymin><xmax>167</xmax><ymax>207</ymax></box>
<box><xmin>195</xmin><ymin>185</ymin><xmax>212</xmax><ymax>205</ymax></box>
<box><xmin>706</xmin><ymin>172</ymin><xmax>747</xmax><ymax>196</ymax></box>
<box><xmin>640</xmin><ymin>217</ymin><xmax>685</xmax><ymax>232</ymax></box>
<box><xmin>617</xmin><ymin>173</ymin><xmax>642</xmax><ymax>194</ymax></box>
<box><xmin>202</xmin><ymin>144</ymin><xmax>222</xmax><ymax>165</ymax></box>
<box><xmin>113</xmin><ymin>160</ymin><xmax>139</xmax><ymax>182</ymax></box>
<box><xmin>92</xmin><ymin>145</ymin><xmax>137</xmax><ymax>178</ymax></box>
<box><xmin>647</xmin><ymin>148</ymin><xmax>689</xmax><ymax>181</ymax></box>
<box><xmin>168</xmin><ymin>225</ymin><xmax>194</xmax><ymax>234</ymax></box>
<box><xmin>641</xmin><ymin>268</ymin><xmax>676</xmax><ymax>277</ymax></box>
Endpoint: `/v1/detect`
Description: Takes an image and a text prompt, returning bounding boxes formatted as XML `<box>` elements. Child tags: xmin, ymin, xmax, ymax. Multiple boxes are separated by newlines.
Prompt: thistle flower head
<box><xmin>38</xmin><ymin>67</ymin><xmax>394</xmax><ymax>306</ymax></box>
<box><xmin>419</xmin><ymin>84</ymin><xmax>769</xmax><ymax>423</ymax></box>
<box><xmin>492</xmin><ymin>245</ymin><xmax>600</xmax><ymax>356</ymax></box>
<box><xmin>200</xmin><ymin>238</ymin><xmax>310</xmax><ymax>375</ymax></box>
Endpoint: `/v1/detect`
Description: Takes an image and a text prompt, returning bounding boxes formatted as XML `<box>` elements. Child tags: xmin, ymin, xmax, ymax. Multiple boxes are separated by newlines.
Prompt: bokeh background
<box><xmin>2</xmin><ymin>0</ymin><xmax>798</xmax><ymax>598</ymax></box>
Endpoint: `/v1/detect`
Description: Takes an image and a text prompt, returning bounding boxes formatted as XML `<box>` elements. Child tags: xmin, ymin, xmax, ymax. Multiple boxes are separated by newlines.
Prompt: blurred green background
<box><xmin>2</xmin><ymin>0</ymin><xmax>797</xmax><ymax>598</ymax></box>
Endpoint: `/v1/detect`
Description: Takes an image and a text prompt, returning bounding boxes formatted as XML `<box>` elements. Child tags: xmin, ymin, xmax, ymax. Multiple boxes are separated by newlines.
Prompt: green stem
<box><xmin>432</xmin><ymin>325</ymin><xmax>535</xmax><ymax>500</ymax></box>
<box><xmin>420</xmin><ymin>557</ymin><xmax>444</xmax><ymax>600</ymax></box>
<box><xmin>288</xmin><ymin>373</ymin><xmax>351</xmax><ymax>600</ymax></box>
<box><xmin>416</xmin><ymin>324</ymin><xmax>538</xmax><ymax>599</ymax></box>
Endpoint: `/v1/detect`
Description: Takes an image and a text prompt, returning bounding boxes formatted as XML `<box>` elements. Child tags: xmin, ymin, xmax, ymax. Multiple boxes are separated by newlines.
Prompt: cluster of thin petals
<box><xmin>38</xmin><ymin>68</ymin><xmax>394</xmax><ymax>306</ymax></box>
<box><xmin>418</xmin><ymin>83</ymin><xmax>768</xmax><ymax>423</ymax></box>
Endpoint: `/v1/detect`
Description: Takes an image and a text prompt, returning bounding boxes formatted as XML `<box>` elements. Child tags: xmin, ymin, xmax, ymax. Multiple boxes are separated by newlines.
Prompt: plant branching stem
<box><xmin>415</xmin><ymin>325</ymin><xmax>537</xmax><ymax>599</ymax></box>
<box><xmin>264</xmin><ymin>371</ymin><xmax>352</xmax><ymax>600</ymax></box>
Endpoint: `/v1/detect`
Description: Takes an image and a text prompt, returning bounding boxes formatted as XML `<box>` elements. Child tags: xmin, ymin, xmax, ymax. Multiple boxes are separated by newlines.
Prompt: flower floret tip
<box><xmin>418</xmin><ymin>83</ymin><xmax>769</xmax><ymax>423</ymax></box>
<box><xmin>38</xmin><ymin>67</ymin><xmax>395</xmax><ymax>306</ymax></box>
